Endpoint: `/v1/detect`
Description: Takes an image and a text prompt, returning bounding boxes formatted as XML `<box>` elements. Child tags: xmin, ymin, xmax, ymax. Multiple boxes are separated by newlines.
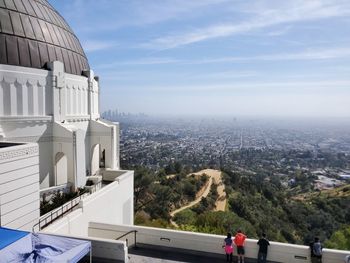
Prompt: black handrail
<box><xmin>115</xmin><ymin>230</ymin><xmax>138</xmax><ymax>248</ymax></box>
<box><xmin>32</xmin><ymin>194</ymin><xmax>87</xmax><ymax>232</ymax></box>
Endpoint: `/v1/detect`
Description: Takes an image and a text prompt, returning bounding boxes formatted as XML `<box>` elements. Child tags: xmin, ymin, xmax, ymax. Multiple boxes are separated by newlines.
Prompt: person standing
<box><xmin>234</xmin><ymin>229</ymin><xmax>247</xmax><ymax>263</ymax></box>
<box><xmin>310</xmin><ymin>237</ymin><xmax>323</xmax><ymax>263</ymax></box>
<box><xmin>223</xmin><ymin>233</ymin><xmax>234</xmax><ymax>263</ymax></box>
<box><xmin>257</xmin><ymin>233</ymin><xmax>270</xmax><ymax>263</ymax></box>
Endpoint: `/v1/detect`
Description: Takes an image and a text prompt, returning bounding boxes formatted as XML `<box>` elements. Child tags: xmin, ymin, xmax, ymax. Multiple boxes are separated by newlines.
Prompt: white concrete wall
<box><xmin>89</xmin><ymin>120</ymin><xmax>118</xmax><ymax>170</ymax></box>
<box><xmin>42</xmin><ymin>170</ymin><xmax>134</xmax><ymax>236</ymax></box>
<box><xmin>63</xmin><ymin>120</ymin><xmax>90</xmax><ymax>180</ymax></box>
<box><xmin>65</xmin><ymin>73</ymin><xmax>89</xmax><ymax>117</ymax></box>
<box><xmin>55</xmin><ymin>152</ymin><xmax>68</xmax><ymax>185</ymax></box>
<box><xmin>0</xmin><ymin>119</ymin><xmax>53</xmax><ymax>187</ymax></box>
<box><xmin>0</xmin><ymin>64</ymin><xmax>50</xmax><ymax>117</ymax></box>
<box><xmin>0</xmin><ymin>63</ymin><xmax>107</xmax><ymax>190</ymax></box>
<box><xmin>91</xmin><ymin>144</ymin><xmax>100</xmax><ymax>175</ymax></box>
<box><xmin>53</xmin><ymin>122</ymin><xmax>75</xmax><ymax>187</ymax></box>
<box><xmin>88</xmin><ymin>223</ymin><xmax>350</xmax><ymax>263</ymax></box>
<box><xmin>91</xmin><ymin>79</ymin><xmax>99</xmax><ymax>119</ymax></box>
<box><xmin>0</xmin><ymin>143</ymin><xmax>40</xmax><ymax>231</ymax></box>
<box><xmin>75</xmin><ymin>129</ymin><xmax>87</xmax><ymax>187</ymax></box>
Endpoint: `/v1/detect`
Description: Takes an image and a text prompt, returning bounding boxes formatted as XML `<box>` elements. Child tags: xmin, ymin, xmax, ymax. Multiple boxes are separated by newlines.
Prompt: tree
<box><xmin>174</xmin><ymin>162</ymin><xmax>183</xmax><ymax>174</ymax></box>
<box><xmin>325</xmin><ymin>225</ymin><xmax>350</xmax><ymax>250</ymax></box>
<box><xmin>134</xmin><ymin>167</ymin><xmax>155</xmax><ymax>212</ymax></box>
<box><xmin>174</xmin><ymin>209</ymin><xmax>196</xmax><ymax>225</ymax></box>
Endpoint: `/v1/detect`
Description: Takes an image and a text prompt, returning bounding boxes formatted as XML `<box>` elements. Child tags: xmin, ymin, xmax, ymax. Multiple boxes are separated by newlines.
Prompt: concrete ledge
<box><xmin>102</xmin><ymin>169</ymin><xmax>133</xmax><ymax>182</ymax></box>
<box><xmin>129</xmin><ymin>243</ymin><xmax>281</xmax><ymax>263</ymax></box>
<box><xmin>88</xmin><ymin>223</ymin><xmax>350</xmax><ymax>263</ymax></box>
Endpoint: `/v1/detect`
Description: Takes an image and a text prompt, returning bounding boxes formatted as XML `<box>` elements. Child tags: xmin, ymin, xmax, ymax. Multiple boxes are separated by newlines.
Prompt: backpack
<box><xmin>313</xmin><ymin>242</ymin><xmax>322</xmax><ymax>257</ymax></box>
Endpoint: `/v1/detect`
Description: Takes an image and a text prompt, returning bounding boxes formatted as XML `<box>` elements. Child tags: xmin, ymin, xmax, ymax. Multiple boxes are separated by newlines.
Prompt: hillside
<box><xmin>293</xmin><ymin>184</ymin><xmax>350</xmax><ymax>201</ymax></box>
<box><xmin>134</xmin><ymin>165</ymin><xmax>350</xmax><ymax>249</ymax></box>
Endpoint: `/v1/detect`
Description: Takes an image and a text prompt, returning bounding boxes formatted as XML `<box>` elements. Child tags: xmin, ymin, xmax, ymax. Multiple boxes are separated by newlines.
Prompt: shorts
<box><xmin>237</xmin><ymin>246</ymin><xmax>245</xmax><ymax>255</ymax></box>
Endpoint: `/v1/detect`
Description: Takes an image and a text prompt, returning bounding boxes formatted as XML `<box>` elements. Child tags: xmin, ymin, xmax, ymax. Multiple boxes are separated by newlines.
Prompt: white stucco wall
<box><xmin>0</xmin><ymin>63</ymin><xmax>118</xmax><ymax>190</ymax></box>
<box><xmin>0</xmin><ymin>64</ymin><xmax>50</xmax><ymax>117</ymax></box>
<box><xmin>42</xmin><ymin>170</ymin><xmax>134</xmax><ymax>236</ymax></box>
<box><xmin>65</xmin><ymin>74</ymin><xmax>89</xmax><ymax>117</ymax></box>
<box><xmin>0</xmin><ymin>119</ymin><xmax>54</xmax><ymax>186</ymax></box>
<box><xmin>0</xmin><ymin>143</ymin><xmax>40</xmax><ymax>231</ymax></box>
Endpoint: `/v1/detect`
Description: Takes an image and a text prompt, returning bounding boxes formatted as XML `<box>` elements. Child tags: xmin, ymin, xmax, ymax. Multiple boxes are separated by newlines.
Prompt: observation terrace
<box><xmin>39</xmin><ymin>169</ymin><xmax>350</xmax><ymax>263</ymax></box>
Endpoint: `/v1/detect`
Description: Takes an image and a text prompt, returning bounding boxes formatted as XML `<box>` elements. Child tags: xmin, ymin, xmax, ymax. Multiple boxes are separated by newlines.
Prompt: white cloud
<box><xmin>110</xmin><ymin>79</ymin><xmax>350</xmax><ymax>94</ymax></box>
<box><xmin>143</xmin><ymin>0</ymin><xmax>350</xmax><ymax>49</ymax></box>
<box><xmin>65</xmin><ymin>0</ymin><xmax>230</xmax><ymax>33</ymax></box>
<box><xmin>193</xmin><ymin>47</ymin><xmax>350</xmax><ymax>64</ymax></box>
<box><xmin>82</xmin><ymin>40</ymin><xmax>118</xmax><ymax>52</ymax></box>
<box><xmin>219</xmin><ymin>80</ymin><xmax>349</xmax><ymax>92</ymax></box>
<box><xmin>266</xmin><ymin>26</ymin><xmax>293</xmax><ymax>36</ymax></box>
<box><xmin>96</xmin><ymin>58</ymin><xmax>182</xmax><ymax>70</ymax></box>
<box><xmin>100</xmin><ymin>46</ymin><xmax>350</xmax><ymax>67</ymax></box>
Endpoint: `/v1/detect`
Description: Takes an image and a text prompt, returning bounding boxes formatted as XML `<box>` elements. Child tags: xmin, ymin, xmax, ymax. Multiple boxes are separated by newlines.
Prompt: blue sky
<box><xmin>49</xmin><ymin>0</ymin><xmax>350</xmax><ymax>117</ymax></box>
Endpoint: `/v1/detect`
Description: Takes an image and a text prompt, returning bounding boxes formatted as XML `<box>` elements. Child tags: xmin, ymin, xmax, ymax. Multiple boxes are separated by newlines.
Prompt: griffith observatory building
<box><xmin>0</xmin><ymin>0</ymin><xmax>132</xmax><ymax>232</ymax></box>
<box><xmin>0</xmin><ymin>1</ymin><xmax>349</xmax><ymax>262</ymax></box>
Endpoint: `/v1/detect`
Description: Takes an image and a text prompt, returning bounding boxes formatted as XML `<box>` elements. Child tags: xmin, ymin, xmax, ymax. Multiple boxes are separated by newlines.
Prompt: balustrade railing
<box><xmin>33</xmin><ymin>193</ymin><xmax>89</xmax><ymax>232</ymax></box>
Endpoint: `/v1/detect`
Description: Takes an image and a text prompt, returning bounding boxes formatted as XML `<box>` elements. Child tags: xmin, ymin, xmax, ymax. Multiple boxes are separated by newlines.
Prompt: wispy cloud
<box><xmin>266</xmin><ymin>25</ymin><xmax>293</xmax><ymax>36</ymax></box>
<box><xmin>142</xmin><ymin>80</ymin><xmax>350</xmax><ymax>93</ymax></box>
<box><xmin>64</xmin><ymin>0</ymin><xmax>230</xmax><ymax>33</ymax></box>
<box><xmin>82</xmin><ymin>40</ymin><xmax>118</xmax><ymax>52</ymax></box>
<box><xmin>142</xmin><ymin>0</ymin><xmax>350</xmax><ymax>49</ymax></box>
<box><xmin>96</xmin><ymin>58</ymin><xmax>182</xmax><ymax>70</ymax></box>
<box><xmin>127</xmin><ymin>0</ymin><xmax>230</xmax><ymax>27</ymax></box>
<box><xmin>193</xmin><ymin>47</ymin><xmax>350</xmax><ymax>64</ymax></box>
<box><xmin>98</xmin><ymin>46</ymin><xmax>350</xmax><ymax>67</ymax></box>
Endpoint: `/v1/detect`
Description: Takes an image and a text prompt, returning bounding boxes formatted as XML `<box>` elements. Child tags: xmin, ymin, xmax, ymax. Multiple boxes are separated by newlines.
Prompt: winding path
<box><xmin>170</xmin><ymin>169</ymin><xmax>226</xmax><ymax>227</ymax></box>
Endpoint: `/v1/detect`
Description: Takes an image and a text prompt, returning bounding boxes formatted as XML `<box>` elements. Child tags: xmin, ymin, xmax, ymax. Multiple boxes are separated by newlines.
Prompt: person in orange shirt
<box><xmin>234</xmin><ymin>229</ymin><xmax>247</xmax><ymax>263</ymax></box>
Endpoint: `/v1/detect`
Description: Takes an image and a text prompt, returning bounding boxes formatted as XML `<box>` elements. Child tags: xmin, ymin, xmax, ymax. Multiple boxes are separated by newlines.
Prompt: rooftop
<box><xmin>0</xmin><ymin>0</ymin><xmax>89</xmax><ymax>75</ymax></box>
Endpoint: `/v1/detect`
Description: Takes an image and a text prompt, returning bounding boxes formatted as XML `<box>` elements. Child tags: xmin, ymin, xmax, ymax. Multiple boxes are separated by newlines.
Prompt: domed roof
<box><xmin>0</xmin><ymin>0</ymin><xmax>89</xmax><ymax>75</ymax></box>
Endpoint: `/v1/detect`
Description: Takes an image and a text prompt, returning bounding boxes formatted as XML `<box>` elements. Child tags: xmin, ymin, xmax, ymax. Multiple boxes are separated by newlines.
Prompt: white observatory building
<box><xmin>0</xmin><ymin>1</ymin><xmax>349</xmax><ymax>262</ymax></box>
<box><xmin>0</xmin><ymin>0</ymin><xmax>133</xmax><ymax>232</ymax></box>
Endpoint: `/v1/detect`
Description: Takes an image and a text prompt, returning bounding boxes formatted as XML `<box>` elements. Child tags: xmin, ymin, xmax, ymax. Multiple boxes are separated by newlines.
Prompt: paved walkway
<box><xmin>128</xmin><ymin>246</ymin><xmax>224</xmax><ymax>263</ymax></box>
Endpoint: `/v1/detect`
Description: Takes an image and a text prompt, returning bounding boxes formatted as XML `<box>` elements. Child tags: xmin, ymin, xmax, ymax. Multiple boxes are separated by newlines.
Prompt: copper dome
<box><xmin>0</xmin><ymin>0</ymin><xmax>89</xmax><ymax>75</ymax></box>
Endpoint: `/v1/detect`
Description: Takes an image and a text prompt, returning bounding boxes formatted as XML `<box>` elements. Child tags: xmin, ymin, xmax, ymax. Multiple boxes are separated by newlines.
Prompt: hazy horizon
<box><xmin>50</xmin><ymin>0</ymin><xmax>350</xmax><ymax>117</ymax></box>
<box><xmin>103</xmin><ymin>110</ymin><xmax>350</xmax><ymax>128</ymax></box>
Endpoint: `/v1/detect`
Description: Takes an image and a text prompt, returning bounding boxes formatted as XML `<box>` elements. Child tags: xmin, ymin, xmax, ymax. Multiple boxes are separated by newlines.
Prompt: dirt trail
<box><xmin>170</xmin><ymin>169</ymin><xmax>226</xmax><ymax>227</ymax></box>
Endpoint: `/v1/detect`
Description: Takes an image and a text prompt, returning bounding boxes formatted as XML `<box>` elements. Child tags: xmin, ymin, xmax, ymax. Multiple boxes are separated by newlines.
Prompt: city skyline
<box><xmin>50</xmin><ymin>0</ymin><xmax>350</xmax><ymax>117</ymax></box>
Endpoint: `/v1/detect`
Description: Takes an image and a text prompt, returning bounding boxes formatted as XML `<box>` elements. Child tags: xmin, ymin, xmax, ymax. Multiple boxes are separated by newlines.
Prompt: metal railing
<box><xmin>116</xmin><ymin>230</ymin><xmax>138</xmax><ymax>248</ymax></box>
<box><xmin>32</xmin><ymin>193</ymin><xmax>88</xmax><ymax>232</ymax></box>
<box><xmin>85</xmin><ymin>181</ymin><xmax>102</xmax><ymax>193</ymax></box>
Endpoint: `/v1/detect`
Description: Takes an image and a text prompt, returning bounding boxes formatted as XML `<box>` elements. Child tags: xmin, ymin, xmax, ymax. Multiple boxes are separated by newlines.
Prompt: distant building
<box><xmin>315</xmin><ymin>175</ymin><xmax>343</xmax><ymax>190</ymax></box>
<box><xmin>339</xmin><ymin>174</ymin><xmax>350</xmax><ymax>180</ymax></box>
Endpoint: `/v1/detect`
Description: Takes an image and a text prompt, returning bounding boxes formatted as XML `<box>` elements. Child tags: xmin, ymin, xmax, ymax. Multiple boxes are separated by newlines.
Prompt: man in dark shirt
<box><xmin>257</xmin><ymin>233</ymin><xmax>270</xmax><ymax>263</ymax></box>
<box><xmin>310</xmin><ymin>237</ymin><xmax>322</xmax><ymax>263</ymax></box>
